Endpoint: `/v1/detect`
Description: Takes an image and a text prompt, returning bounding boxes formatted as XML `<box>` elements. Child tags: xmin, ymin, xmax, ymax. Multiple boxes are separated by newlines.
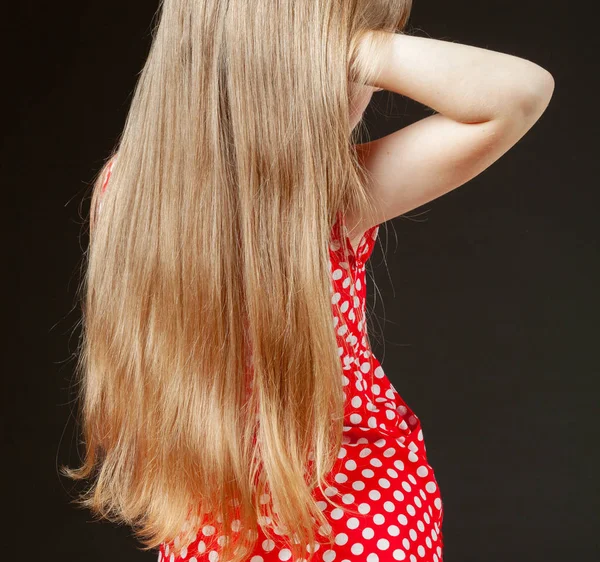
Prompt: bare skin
<box><xmin>346</xmin><ymin>31</ymin><xmax>555</xmax><ymax>253</ymax></box>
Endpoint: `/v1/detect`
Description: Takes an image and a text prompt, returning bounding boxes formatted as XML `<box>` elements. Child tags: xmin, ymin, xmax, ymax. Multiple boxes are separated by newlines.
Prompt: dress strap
<box><xmin>333</xmin><ymin>210</ymin><xmax>380</xmax><ymax>266</ymax></box>
<box><xmin>101</xmin><ymin>155</ymin><xmax>117</xmax><ymax>195</ymax></box>
<box><xmin>96</xmin><ymin>155</ymin><xmax>118</xmax><ymax>218</ymax></box>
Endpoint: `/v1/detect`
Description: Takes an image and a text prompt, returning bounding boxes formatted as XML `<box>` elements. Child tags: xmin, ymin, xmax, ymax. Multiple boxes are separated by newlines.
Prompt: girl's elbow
<box><xmin>517</xmin><ymin>67</ymin><xmax>556</xmax><ymax>120</ymax></box>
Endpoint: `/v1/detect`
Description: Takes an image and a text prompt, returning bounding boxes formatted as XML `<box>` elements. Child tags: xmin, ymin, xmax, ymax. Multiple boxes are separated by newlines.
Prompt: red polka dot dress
<box><xmin>155</xmin><ymin>210</ymin><xmax>444</xmax><ymax>562</ymax></box>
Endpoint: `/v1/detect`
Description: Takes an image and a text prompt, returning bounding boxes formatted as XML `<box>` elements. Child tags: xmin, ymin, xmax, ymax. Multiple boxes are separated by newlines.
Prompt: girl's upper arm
<box><xmin>348</xmin><ymin>111</ymin><xmax>535</xmax><ymax>234</ymax></box>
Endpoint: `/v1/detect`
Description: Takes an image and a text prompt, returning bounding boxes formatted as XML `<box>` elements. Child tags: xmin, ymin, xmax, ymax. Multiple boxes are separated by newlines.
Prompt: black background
<box><xmin>6</xmin><ymin>1</ymin><xmax>598</xmax><ymax>561</ymax></box>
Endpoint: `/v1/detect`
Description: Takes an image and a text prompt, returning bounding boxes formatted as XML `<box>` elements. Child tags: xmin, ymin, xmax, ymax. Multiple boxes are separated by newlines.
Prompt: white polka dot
<box><xmin>323</xmin><ymin>550</ymin><xmax>336</xmax><ymax>562</ymax></box>
<box><xmin>342</xmin><ymin>493</ymin><xmax>355</xmax><ymax>504</ymax></box>
<box><xmin>418</xmin><ymin>546</ymin><xmax>425</xmax><ymax>558</ymax></box>
<box><xmin>373</xmin><ymin>513</ymin><xmax>385</xmax><ymax>524</ymax></box>
<box><xmin>402</xmin><ymin>481</ymin><xmax>412</xmax><ymax>492</ymax></box>
<box><xmin>378</xmin><ymin>478</ymin><xmax>391</xmax><ymax>489</ymax></box>
<box><xmin>250</xmin><ymin>557</ymin><xmax>264</xmax><ymax>562</ymax></box>
<box><xmin>397</xmin><ymin>514</ymin><xmax>408</xmax><ymax>525</ymax></box>
<box><xmin>278</xmin><ymin>549</ymin><xmax>292</xmax><ymax>560</ymax></box>
<box><xmin>345</xmin><ymin>460</ymin><xmax>357</xmax><ymax>471</ymax></box>
<box><xmin>367</xmin><ymin>554</ymin><xmax>380</xmax><ymax>562</ymax></box>
<box><xmin>362</xmin><ymin>527</ymin><xmax>375</xmax><ymax>539</ymax></box>
<box><xmin>383</xmin><ymin>501</ymin><xmax>395</xmax><ymax>512</ymax></box>
<box><xmin>402</xmin><ymin>538</ymin><xmax>410</xmax><ymax>550</ymax></box>
<box><xmin>406</xmin><ymin>504</ymin><xmax>416</xmax><ymax>516</ymax></box>
<box><xmin>347</xmin><ymin>517</ymin><xmax>359</xmax><ymax>530</ymax></box>
<box><xmin>387</xmin><ymin>525</ymin><xmax>400</xmax><ymax>536</ymax></box>
<box><xmin>393</xmin><ymin>490</ymin><xmax>405</xmax><ymax>502</ymax></box>
<box><xmin>331</xmin><ymin>508</ymin><xmax>344</xmax><ymax>520</ymax></box>
<box><xmin>416</xmin><ymin>466</ymin><xmax>429</xmax><ymax>477</ymax></box>
<box><xmin>369</xmin><ymin>489</ymin><xmax>381</xmax><ymax>501</ymax></box>
<box><xmin>358</xmin><ymin>503</ymin><xmax>371</xmax><ymax>514</ymax></box>
<box><xmin>409</xmin><ymin>529</ymin><xmax>417</xmax><ymax>541</ymax></box>
<box><xmin>426</xmin><ymin>482</ymin><xmax>437</xmax><ymax>494</ymax></box>
<box><xmin>350</xmin><ymin>543</ymin><xmax>364</xmax><ymax>555</ymax></box>
<box><xmin>262</xmin><ymin>539</ymin><xmax>275</xmax><ymax>552</ymax></box>
<box><xmin>434</xmin><ymin>498</ymin><xmax>442</xmax><ymax>510</ymax></box>
<box><xmin>335</xmin><ymin>533</ymin><xmax>349</xmax><ymax>545</ymax></box>
<box><xmin>362</xmin><ymin>468</ymin><xmax>375</xmax><ymax>478</ymax></box>
<box><xmin>376</xmin><ymin>538</ymin><xmax>390</xmax><ymax>550</ymax></box>
<box><xmin>393</xmin><ymin>549</ymin><xmax>406</xmax><ymax>560</ymax></box>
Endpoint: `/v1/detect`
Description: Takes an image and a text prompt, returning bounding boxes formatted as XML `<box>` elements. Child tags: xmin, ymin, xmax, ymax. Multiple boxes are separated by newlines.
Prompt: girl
<box><xmin>62</xmin><ymin>2</ymin><xmax>554</xmax><ymax>562</ymax></box>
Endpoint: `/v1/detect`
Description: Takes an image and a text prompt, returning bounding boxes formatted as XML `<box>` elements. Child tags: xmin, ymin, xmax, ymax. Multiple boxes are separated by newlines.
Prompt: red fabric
<box><xmin>157</xmin><ymin>210</ymin><xmax>444</xmax><ymax>562</ymax></box>
<box><xmin>93</xmin><ymin>155</ymin><xmax>117</xmax><ymax>222</ymax></box>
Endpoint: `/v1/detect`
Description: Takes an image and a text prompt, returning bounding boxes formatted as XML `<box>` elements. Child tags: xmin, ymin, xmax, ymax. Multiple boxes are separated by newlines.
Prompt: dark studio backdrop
<box><xmin>5</xmin><ymin>1</ymin><xmax>598</xmax><ymax>561</ymax></box>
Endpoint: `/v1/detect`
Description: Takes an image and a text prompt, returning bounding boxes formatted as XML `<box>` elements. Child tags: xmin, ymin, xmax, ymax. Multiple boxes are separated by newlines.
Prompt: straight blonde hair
<box><xmin>62</xmin><ymin>1</ymin><xmax>411</xmax><ymax>561</ymax></box>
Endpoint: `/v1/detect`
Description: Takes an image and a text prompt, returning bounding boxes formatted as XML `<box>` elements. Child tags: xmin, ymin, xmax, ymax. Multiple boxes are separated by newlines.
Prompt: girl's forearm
<box><xmin>361</xmin><ymin>31</ymin><xmax>554</xmax><ymax>124</ymax></box>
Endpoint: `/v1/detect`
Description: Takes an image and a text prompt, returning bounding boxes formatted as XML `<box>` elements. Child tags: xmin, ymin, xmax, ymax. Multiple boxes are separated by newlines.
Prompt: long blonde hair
<box><xmin>62</xmin><ymin>1</ymin><xmax>411</xmax><ymax>561</ymax></box>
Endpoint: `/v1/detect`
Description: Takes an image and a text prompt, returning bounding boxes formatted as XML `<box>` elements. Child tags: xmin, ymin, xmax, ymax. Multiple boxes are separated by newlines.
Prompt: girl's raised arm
<box><xmin>349</xmin><ymin>31</ymin><xmax>554</xmax><ymax>234</ymax></box>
